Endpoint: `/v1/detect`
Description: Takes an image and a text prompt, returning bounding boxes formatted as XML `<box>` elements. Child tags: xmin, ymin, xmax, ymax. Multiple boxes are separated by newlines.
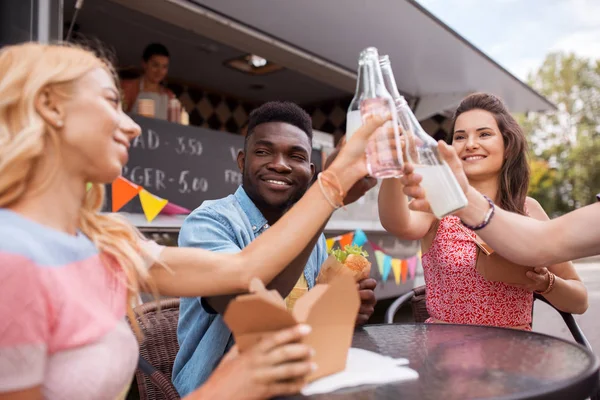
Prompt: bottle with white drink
<box><xmin>379</xmin><ymin>54</ymin><xmax>467</xmax><ymax>218</ymax></box>
<box><xmin>346</xmin><ymin>47</ymin><xmax>403</xmax><ymax>178</ymax></box>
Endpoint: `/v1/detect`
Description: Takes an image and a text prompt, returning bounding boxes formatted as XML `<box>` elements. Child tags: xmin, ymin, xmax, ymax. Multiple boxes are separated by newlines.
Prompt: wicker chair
<box><xmin>132</xmin><ymin>298</ymin><xmax>181</xmax><ymax>400</ymax></box>
<box><xmin>386</xmin><ymin>285</ymin><xmax>599</xmax><ymax>400</ymax></box>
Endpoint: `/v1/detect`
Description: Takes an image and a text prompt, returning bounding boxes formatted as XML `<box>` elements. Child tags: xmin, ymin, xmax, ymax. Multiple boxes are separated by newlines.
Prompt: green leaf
<box><xmin>329</xmin><ymin>244</ymin><xmax>369</xmax><ymax>263</ymax></box>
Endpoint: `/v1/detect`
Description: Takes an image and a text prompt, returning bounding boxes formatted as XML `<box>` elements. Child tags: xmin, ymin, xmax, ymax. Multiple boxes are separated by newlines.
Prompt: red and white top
<box><xmin>422</xmin><ymin>215</ymin><xmax>533</xmax><ymax>329</ymax></box>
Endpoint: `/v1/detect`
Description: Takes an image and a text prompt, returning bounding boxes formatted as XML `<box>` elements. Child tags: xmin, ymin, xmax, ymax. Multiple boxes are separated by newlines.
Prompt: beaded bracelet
<box><xmin>535</xmin><ymin>271</ymin><xmax>556</xmax><ymax>295</ymax></box>
<box><xmin>460</xmin><ymin>195</ymin><xmax>495</xmax><ymax>231</ymax></box>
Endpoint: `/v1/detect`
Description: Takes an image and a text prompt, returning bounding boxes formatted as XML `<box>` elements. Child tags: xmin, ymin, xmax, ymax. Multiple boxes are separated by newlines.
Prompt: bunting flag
<box><xmin>370</xmin><ymin>241</ymin><xmax>385</xmax><ymax>253</ymax></box>
<box><xmin>352</xmin><ymin>229</ymin><xmax>368</xmax><ymax>247</ymax></box>
<box><xmin>401</xmin><ymin>259</ymin><xmax>408</xmax><ymax>283</ymax></box>
<box><xmin>325</xmin><ymin>238</ymin><xmax>336</xmax><ymax>252</ymax></box>
<box><xmin>408</xmin><ymin>256</ymin><xmax>417</xmax><ymax>280</ymax></box>
<box><xmin>382</xmin><ymin>255</ymin><xmax>392</xmax><ymax>281</ymax></box>
<box><xmin>339</xmin><ymin>232</ymin><xmax>354</xmax><ymax>248</ymax></box>
<box><xmin>139</xmin><ymin>189</ymin><xmax>168</xmax><ymax>222</ymax></box>
<box><xmin>325</xmin><ymin>229</ymin><xmax>422</xmax><ymax>286</ymax></box>
<box><xmin>391</xmin><ymin>258</ymin><xmax>401</xmax><ymax>284</ymax></box>
<box><xmin>112</xmin><ymin>176</ymin><xmax>142</xmax><ymax>212</ymax></box>
<box><xmin>110</xmin><ymin>176</ymin><xmax>191</xmax><ymax>222</ymax></box>
<box><xmin>160</xmin><ymin>202</ymin><xmax>191</xmax><ymax>216</ymax></box>
<box><xmin>374</xmin><ymin>250</ymin><xmax>385</xmax><ymax>277</ymax></box>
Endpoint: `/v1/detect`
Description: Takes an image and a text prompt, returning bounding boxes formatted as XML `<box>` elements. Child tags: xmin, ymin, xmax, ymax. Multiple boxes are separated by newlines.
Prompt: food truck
<box><xmin>1</xmin><ymin>0</ymin><xmax>554</xmax><ymax>301</ymax></box>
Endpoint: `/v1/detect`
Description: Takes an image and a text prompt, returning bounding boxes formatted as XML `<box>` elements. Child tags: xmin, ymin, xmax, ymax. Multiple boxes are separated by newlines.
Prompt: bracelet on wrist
<box><xmin>535</xmin><ymin>272</ymin><xmax>556</xmax><ymax>295</ymax></box>
<box><xmin>317</xmin><ymin>171</ymin><xmax>346</xmax><ymax>210</ymax></box>
<box><xmin>460</xmin><ymin>195</ymin><xmax>495</xmax><ymax>231</ymax></box>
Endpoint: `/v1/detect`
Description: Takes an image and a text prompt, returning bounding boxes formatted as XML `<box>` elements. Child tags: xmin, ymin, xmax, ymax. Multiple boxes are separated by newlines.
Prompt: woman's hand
<box><xmin>192</xmin><ymin>325</ymin><xmax>315</xmax><ymax>400</ymax></box>
<box><xmin>509</xmin><ymin>267</ymin><xmax>551</xmax><ymax>293</ymax></box>
<box><xmin>400</xmin><ymin>141</ymin><xmax>470</xmax><ymax>213</ymax></box>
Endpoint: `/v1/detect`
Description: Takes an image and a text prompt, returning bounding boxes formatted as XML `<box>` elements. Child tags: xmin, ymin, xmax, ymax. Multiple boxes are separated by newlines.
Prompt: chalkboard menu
<box><xmin>105</xmin><ymin>116</ymin><xmax>322</xmax><ymax>213</ymax></box>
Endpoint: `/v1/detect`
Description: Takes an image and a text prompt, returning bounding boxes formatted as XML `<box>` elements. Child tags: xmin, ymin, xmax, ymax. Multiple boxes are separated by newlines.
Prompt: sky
<box><xmin>416</xmin><ymin>0</ymin><xmax>600</xmax><ymax>82</ymax></box>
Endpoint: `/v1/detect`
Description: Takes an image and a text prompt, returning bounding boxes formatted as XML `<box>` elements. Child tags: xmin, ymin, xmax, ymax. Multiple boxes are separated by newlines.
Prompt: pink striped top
<box><xmin>0</xmin><ymin>209</ymin><xmax>140</xmax><ymax>399</ymax></box>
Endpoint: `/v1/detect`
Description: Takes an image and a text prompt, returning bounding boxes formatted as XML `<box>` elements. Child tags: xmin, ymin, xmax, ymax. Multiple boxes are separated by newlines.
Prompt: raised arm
<box><xmin>509</xmin><ymin>197</ymin><xmax>588</xmax><ymax>314</ymax></box>
<box><xmin>148</xmin><ymin>114</ymin><xmax>390</xmax><ymax>298</ymax></box>
<box><xmin>401</xmin><ymin>140</ymin><xmax>600</xmax><ymax>266</ymax></box>
<box><xmin>378</xmin><ymin>177</ymin><xmax>436</xmax><ymax>240</ymax></box>
<box><xmin>203</xmin><ymin>222</ymin><xmax>325</xmax><ymax>315</ymax></box>
<box><xmin>460</xmin><ymin>189</ymin><xmax>600</xmax><ymax>266</ymax></box>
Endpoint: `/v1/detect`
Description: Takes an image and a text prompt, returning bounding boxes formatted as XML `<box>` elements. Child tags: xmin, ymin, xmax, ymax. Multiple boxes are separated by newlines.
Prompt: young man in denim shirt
<box><xmin>173</xmin><ymin>102</ymin><xmax>378</xmax><ymax>396</ymax></box>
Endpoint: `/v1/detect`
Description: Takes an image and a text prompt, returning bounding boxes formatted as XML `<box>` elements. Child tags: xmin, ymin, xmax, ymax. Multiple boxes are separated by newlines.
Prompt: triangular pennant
<box><xmin>369</xmin><ymin>241</ymin><xmax>384</xmax><ymax>253</ymax></box>
<box><xmin>382</xmin><ymin>255</ymin><xmax>392</xmax><ymax>281</ymax></box>
<box><xmin>339</xmin><ymin>232</ymin><xmax>354</xmax><ymax>248</ymax></box>
<box><xmin>352</xmin><ymin>229</ymin><xmax>368</xmax><ymax>247</ymax></box>
<box><xmin>401</xmin><ymin>259</ymin><xmax>408</xmax><ymax>283</ymax></box>
<box><xmin>326</xmin><ymin>238</ymin><xmax>336</xmax><ymax>252</ymax></box>
<box><xmin>374</xmin><ymin>250</ymin><xmax>385</xmax><ymax>277</ymax></box>
<box><xmin>391</xmin><ymin>259</ymin><xmax>401</xmax><ymax>285</ymax></box>
<box><xmin>408</xmin><ymin>256</ymin><xmax>417</xmax><ymax>281</ymax></box>
<box><xmin>160</xmin><ymin>202</ymin><xmax>191</xmax><ymax>215</ymax></box>
<box><xmin>139</xmin><ymin>189</ymin><xmax>168</xmax><ymax>222</ymax></box>
<box><xmin>111</xmin><ymin>176</ymin><xmax>142</xmax><ymax>212</ymax></box>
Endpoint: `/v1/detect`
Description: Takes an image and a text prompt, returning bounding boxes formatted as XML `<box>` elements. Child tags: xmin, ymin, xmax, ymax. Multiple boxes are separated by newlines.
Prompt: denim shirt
<box><xmin>172</xmin><ymin>186</ymin><xmax>326</xmax><ymax>396</ymax></box>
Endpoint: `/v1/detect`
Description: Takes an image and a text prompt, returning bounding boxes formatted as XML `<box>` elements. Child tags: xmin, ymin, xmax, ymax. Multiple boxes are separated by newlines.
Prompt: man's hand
<box><xmin>344</xmin><ymin>176</ymin><xmax>378</xmax><ymax>205</ymax></box>
<box><xmin>356</xmin><ymin>278</ymin><xmax>377</xmax><ymax>325</ymax></box>
<box><xmin>324</xmin><ymin>138</ymin><xmax>377</xmax><ymax>206</ymax></box>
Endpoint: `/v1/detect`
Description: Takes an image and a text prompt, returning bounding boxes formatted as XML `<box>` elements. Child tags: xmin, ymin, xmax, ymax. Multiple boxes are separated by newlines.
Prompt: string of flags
<box><xmin>109</xmin><ymin>176</ymin><xmax>191</xmax><ymax>222</ymax></box>
<box><xmin>108</xmin><ymin>179</ymin><xmax>422</xmax><ymax>283</ymax></box>
<box><xmin>326</xmin><ymin>229</ymin><xmax>421</xmax><ymax>285</ymax></box>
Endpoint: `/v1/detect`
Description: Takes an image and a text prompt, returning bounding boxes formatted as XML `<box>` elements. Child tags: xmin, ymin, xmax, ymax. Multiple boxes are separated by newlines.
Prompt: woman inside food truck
<box><xmin>121</xmin><ymin>42</ymin><xmax>176</xmax><ymax>120</ymax></box>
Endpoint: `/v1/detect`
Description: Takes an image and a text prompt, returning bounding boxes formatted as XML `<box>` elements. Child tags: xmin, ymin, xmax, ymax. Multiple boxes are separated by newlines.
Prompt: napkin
<box><xmin>301</xmin><ymin>347</ymin><xmax>419</xmax><ymax>395</ymax></box>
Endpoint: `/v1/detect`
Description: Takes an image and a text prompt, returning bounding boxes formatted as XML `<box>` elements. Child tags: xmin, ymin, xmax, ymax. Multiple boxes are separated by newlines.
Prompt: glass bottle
<box><xmin>346</xmin><ymin>47</ymin><xmax>403</xmax><ymax>178</ymax></box>
<box><xmin>346</xmin><ymin>55</ymin><xmax>364</xmax><ymax>140</ymax></box>
<box><xmin>379</xmin><ymin>54</ymin><xmax>467</xmax><ymax>218</ymax></box>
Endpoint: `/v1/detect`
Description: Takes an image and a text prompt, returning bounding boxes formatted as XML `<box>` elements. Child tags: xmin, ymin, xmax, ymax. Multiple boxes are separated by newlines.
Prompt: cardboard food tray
<box><xmin>223</xmin><ymin>274</ymin><xmax>360</xmax><ymax>381</ymax></box>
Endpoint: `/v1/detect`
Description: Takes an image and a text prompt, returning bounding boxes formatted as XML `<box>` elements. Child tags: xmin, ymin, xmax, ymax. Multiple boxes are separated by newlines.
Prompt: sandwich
<box><xmin>317</xmin><ymin>244</ymin><xmax>372</xmax><ymax>284</ymax></box>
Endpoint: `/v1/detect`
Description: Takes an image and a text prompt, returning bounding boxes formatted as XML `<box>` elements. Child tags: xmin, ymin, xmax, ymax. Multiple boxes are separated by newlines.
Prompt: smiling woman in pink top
<box><xmin>378</xmin><ymin>93</ymin><xmax>587</xmax><ymax>330</ymax></box>
<box><xmin>0</xmin><ymin>42</ymin><xmax>387</xmax><ymax>400</ymax></box>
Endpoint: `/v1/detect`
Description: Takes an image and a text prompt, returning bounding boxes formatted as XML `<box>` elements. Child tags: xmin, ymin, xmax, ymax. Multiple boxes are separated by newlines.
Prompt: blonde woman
<box><xmin>0</xmin><ymin>43</ymin><xmax>387</xmax><ymax>400</ymax></box>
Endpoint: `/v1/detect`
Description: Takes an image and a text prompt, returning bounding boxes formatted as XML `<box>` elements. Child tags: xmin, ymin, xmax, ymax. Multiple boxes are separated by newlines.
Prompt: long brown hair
<box><xmin>450</xmin><ymin>93</ymin><xmax>530</xmax><ymax>215</ymax></box>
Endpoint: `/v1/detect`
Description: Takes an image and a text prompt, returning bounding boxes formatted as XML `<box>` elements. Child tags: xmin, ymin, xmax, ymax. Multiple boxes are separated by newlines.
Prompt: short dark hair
<box><xmin>142</xmin><ymin>43</ymin><xmax>169</xmax><ymax>62</ymax></box>
<box><xmin>245</xmin><ymin>101</ymin><xmax>313</xmax><ymax>147</ymax></box>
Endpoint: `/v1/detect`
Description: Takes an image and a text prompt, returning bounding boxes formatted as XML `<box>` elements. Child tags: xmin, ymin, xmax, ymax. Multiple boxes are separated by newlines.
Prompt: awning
<box><xmin>187</xmin><ymin>0</ymin><xmax>555</xmax><ymax>119</ymax></box>
<box><xmin>110</xmin><ymin>0</ymin><xmax>554</xmax><ymax>119</ymax></box>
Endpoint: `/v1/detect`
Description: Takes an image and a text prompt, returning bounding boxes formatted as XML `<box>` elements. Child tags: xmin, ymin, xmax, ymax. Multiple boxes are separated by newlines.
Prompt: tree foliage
<box><xmin>520</xmin><ymin>52</ymin><xmax>600</xmax><ymax>216</ymax></box>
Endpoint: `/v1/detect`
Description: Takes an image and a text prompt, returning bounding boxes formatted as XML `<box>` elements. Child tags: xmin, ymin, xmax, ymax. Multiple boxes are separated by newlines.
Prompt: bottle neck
<box><xmin>380</xmin><ymin>62</ymin><xmax>407</xmax><ymax>107</ymax></box>
<box><xmin>353</xmin><ymin>62</ymin><xmax>366</xmax><ymax>100</ymax></box>
<box><xmin>363</xmin><ymin>56</ymin><xmax>382</xmax><ymax>98</ymax></box>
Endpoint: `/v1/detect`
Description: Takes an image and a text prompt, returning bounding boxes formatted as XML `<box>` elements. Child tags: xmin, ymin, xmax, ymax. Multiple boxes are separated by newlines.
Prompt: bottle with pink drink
<box><xmin>346</xmin><ymin>47</ymin><xmax>403</xmax><ymax>179</ymax></box>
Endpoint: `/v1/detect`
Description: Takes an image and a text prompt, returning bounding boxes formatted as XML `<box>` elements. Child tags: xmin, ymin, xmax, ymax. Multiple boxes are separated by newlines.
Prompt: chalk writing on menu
<box><xmin>107</xmin><ymin>116</ymin><xmax>321</xmax><ymax>213</ymax></box>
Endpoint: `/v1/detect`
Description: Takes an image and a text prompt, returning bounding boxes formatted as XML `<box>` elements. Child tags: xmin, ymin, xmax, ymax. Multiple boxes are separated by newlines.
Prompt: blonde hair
<box><xmin>0</xmin><ymin>42</ymin><xmax>151</xmax><ymax>333</ymax></box>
